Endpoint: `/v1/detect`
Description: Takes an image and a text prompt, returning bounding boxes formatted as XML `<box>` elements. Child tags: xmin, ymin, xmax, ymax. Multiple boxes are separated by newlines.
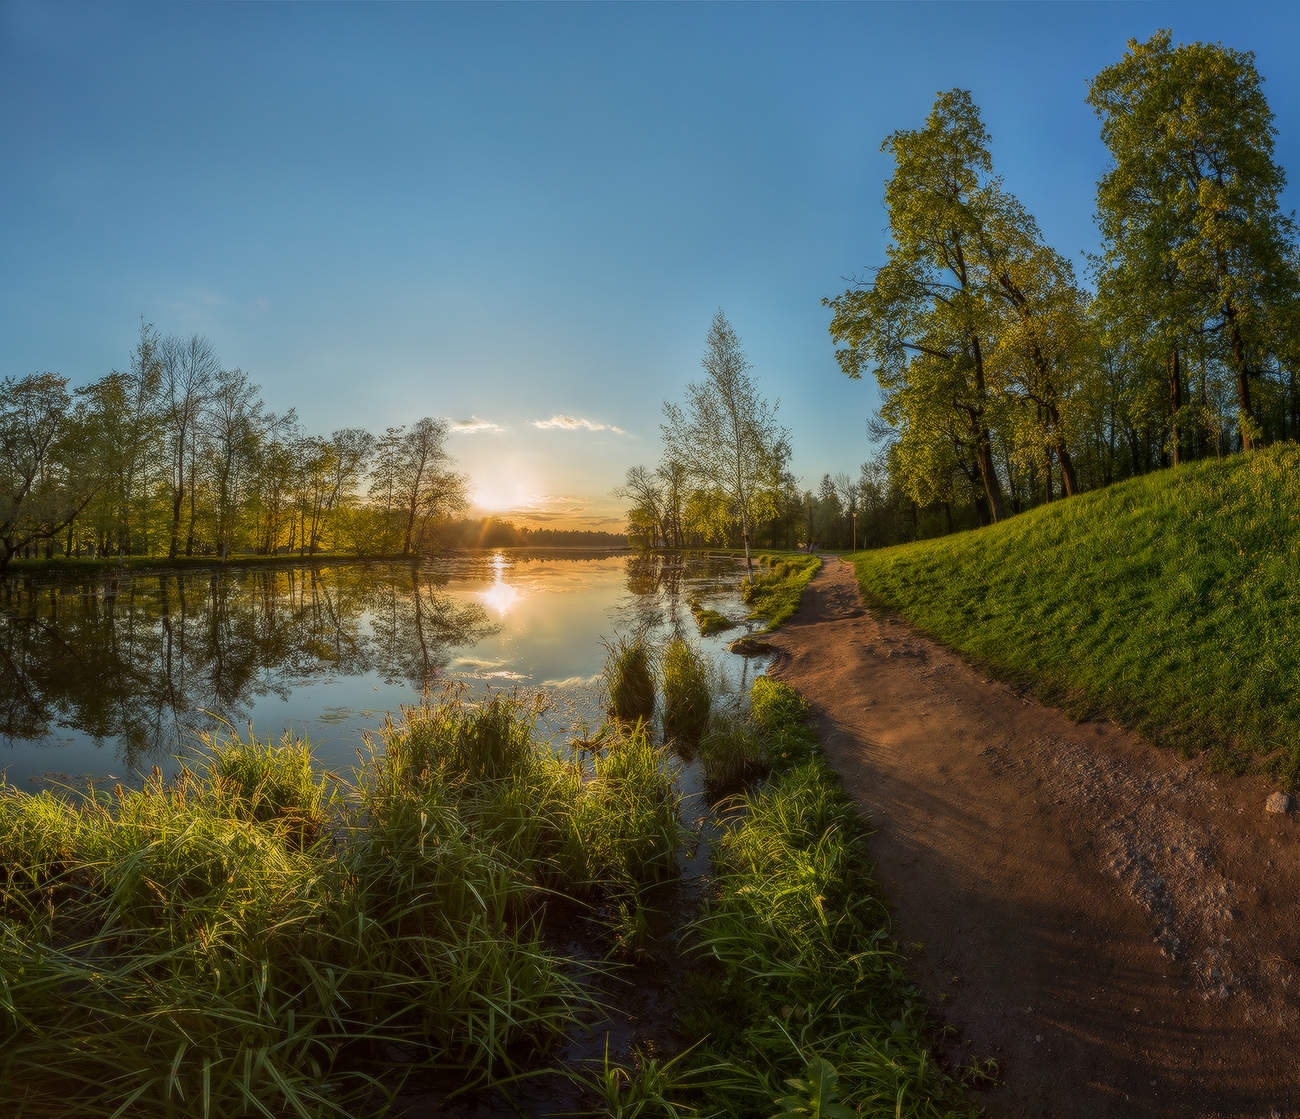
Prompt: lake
<box><xmin>0</xmin><ymin>550</ymin><xmax>765</xmax><ymax>788</ymax></box>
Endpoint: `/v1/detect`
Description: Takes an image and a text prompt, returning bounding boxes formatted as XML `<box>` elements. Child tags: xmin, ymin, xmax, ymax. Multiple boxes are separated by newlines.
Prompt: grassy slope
<box><xmin>853</xmin><ymin>445</ymin><xmax>1300</xmax><ymax>781</ymax></box>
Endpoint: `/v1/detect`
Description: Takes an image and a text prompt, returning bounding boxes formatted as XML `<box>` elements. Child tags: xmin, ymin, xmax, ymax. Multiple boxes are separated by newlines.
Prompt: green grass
<box><xmin>852</xmin><ymin>445</ymin><xmax>1300</xmax><ymax>782</ymax></box>
<box><xmin>689</xmin><ymin>600</ymin><xmax>735</xmax><ymax>636</ymax></box>
<box><xmin>742</xmin><ymin>553</ymin><xmax>822</xmax><ymax>632</ymax></box>
<box><xmin>604</xmin><ymin>634</ymin><xmax>657</xmax><ymax>723</ymax></box>
<box><xmin>661</xmin><ymin>637</ymin><xmax>712</xmax><ymax>747</ymax></box>
<box><xmin>0</xmin><ymin>688</ymin><xmax>686</xmax><ymax>1117</ymax></box>
<box><xmin>596</xmin><ymin>677</ymin><xmax>978</xmax><ymax>1118</ymax></box>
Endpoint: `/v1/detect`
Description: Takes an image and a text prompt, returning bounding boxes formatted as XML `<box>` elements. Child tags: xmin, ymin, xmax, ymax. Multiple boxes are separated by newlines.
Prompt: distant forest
<box><xmin>0</xmin><ymin>324</ymin><xmax>620</xmax><ymax>571</ymax></box>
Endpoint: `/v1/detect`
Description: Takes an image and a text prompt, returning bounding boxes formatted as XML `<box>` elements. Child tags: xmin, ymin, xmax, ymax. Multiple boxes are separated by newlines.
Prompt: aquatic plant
<box><xmin>661</xmin><ymin>637</ymin><xmax>712</xmax><ymax>746</ymax></box>
<box><xmin>604</xmin><ymin>633</ymin><xmax>656</xmax><ymax>723</ymax></box>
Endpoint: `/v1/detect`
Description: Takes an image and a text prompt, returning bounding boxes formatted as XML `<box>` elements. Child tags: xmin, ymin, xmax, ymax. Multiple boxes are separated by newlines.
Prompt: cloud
<box><xmin>450</xmin><ymin>416</ymin><xmax>505</xmax><ymax>434</ymax></box>
<box><xmin>531</xmin><ymin>414</ymin><xmax>626</xmax><ymax>436</ymax></box>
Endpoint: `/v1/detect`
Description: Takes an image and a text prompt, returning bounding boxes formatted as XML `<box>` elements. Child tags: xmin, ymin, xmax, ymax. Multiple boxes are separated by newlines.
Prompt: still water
<box><xmin>0</xmin><ymin>550</ymin><xmax>764</xmax><ymax>788</ymax></box>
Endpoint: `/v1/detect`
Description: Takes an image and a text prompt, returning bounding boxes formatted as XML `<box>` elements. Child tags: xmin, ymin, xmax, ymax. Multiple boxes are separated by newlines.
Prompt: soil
<box><xmin>767</xmin><ymin>556</ymin><xmax>1300</xmax><ymax>1119</ymax></box>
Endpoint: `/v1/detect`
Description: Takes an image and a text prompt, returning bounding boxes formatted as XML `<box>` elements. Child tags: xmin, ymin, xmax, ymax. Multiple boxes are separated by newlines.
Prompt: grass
<box><xmin>661</xmin><ymin>637</ymin><xmax>712</xmax><ymax>747</ymax></box>
<box><xmin>604</xmin><ymin>634</ymin><xmax>657</xmax><ymax>723</ymax></box>
<box><xmin>689</xmin><ymin>600</ymin><xmax>735</xmax><ymax>636</ymax></box>
<box><xmin>852</xmin><ymin>445</ymin><xmax>1300</xmax><ymax>783</ymax></box>
<box><xmin>594</xmin><ymin>677</ymin><xmax>978</xmax><ymax>1118</ymax></box>
<box><xmin>0</xmin><ymin>686</ymin><xmax>686</xmax><ymax>1117</ymax></box>
<box><xmin>742</xmin><ymin>553</ymin><xmax>822</xmax><ymax>632</ymax></box>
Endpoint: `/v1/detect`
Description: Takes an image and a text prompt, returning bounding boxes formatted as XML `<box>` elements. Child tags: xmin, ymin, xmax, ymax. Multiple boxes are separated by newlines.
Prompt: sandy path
<box><xmin>767</xmin><ymin>557</ymin><xmax>1300</xmax><ymax>1119</ymax></box>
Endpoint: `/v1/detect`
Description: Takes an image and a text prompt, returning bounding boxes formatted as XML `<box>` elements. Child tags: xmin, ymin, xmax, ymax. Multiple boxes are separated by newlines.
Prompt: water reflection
<box><xmin>479</xmin><ymin>551</ymin><xmax>520</xmax><ymax>617</ymax></box>
<box><xmin>0</xmin><ymin>564</ymin><xmax>496</xmax><ymax>784</ymax></box>
<box><xmin>0</xmin><ymin>552</ymin><xmax>759</xmax><ymax>787</ymax></box>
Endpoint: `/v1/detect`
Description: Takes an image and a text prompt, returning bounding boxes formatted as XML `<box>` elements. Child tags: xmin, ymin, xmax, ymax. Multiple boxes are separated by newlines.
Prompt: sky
<box><xmin>5</xmin><ymin>1</ymin><xmax>1300</xmax><ymax>530</ymax></box>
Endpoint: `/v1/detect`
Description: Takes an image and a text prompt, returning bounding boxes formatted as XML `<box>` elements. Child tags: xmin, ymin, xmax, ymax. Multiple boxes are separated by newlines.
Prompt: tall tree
<box><xmin>161</xmin><ymin>334</ymin><xmax>217</xmax><ymax>557</ymax></box>
<box><xmin>1089</xmin><ymin>30</ymin><xmax>1300</xmax><ymax>452</ymax></box>
<box><xmin>662</xmin><ymin>310</ymin><xmax>788</xmax><ymax>577</ymax></box>
<box><xmin>826</xmin><ymin>91</ymin><xmax>1008</xmax><ymax>521</ymax></box>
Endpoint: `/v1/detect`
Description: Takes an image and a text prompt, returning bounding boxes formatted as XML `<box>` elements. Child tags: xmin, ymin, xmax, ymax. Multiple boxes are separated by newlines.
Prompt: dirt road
<box><xmin>767</xmin><ymin>557</ymin><xmax>1300</xmax><ymax>1119</ymax></box>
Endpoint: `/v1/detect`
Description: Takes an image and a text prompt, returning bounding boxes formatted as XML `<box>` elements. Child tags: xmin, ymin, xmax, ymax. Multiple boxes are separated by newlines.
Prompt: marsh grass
<box><xmin>0</xmin><ymin>686</ymin><xmax>687</xmax><ymax>1118</ymax></box>
<box><xmin>661</xmin><ymin>638</ymin><xmax>712</xmax><ymax>747</ymax></box>
<box><xmin>852</xmin><ymin>446</ymin><xmax>1300</xmax><ymax>782</ymax></box>
<box><xmin>604</xmin><ymin>634</ymin><xmax>657</xmax><ymax>723</ymax></box>
<box><xmin>679</xmin><ymin>678</ymin><xmax>977</xmax><ymax>1119</ymax></box>
<box><xmin>689</xmin><ymin>599</ymin><xmax>734</xmax><ymax>636</ymax></box>
<box><xmin>742</xmin><ymin>553</ymin><xmax>821</xmax><ymax>632</ymax></box>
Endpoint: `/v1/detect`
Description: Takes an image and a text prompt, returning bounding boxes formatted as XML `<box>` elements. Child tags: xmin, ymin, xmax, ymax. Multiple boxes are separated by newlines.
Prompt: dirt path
<box><xmin>767</xmin><ymin>557</ymin><xmax>1300</xmax><ymax>1119</ymax></box>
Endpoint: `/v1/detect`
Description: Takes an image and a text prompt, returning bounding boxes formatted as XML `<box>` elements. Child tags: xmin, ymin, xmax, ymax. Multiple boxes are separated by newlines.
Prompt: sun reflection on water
<box><xmin>479</xmin><ymin>551</ymin><xmax>520</xmax><ymax>616</ymax></box>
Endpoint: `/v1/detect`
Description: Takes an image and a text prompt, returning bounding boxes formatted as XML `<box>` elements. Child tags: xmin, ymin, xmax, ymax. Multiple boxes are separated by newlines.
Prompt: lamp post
<box><xmin>851</xmin><ymin>511</ymin><xmax>857</xmax><ymax>553</ymax></box>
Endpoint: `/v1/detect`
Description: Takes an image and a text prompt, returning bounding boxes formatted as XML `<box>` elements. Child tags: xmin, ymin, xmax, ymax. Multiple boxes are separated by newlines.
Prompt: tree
<box><xmin>0</xmin><ymin>374</ymin><xmax>103</xmax><ymax>570</ymax></box>
<box><xmin>617</xmin><ymin>465</ymin><xmax>666</xmax><ymax>547</ymax></box>
<box><xmin>1089</xmin><ymin>30</ymin><xmax>1300</xmax><ymax>452</ymax></box>
<box><xmin>826</xmin><ymin>91</ymin><xmax>1008</xmax><ymax>522</ymax></box>
<box><xmin>203</xmin><ymin>368</ymin><xmax>263</xmax><ymax>560</ymax></box>
<box><xmin>662</xmin><ymin>310</ymin><xmax>788</xmax><ymax>577</ymax></box>
<box><xmin>161</xmin><ymin>334</ymin><xmax>217</xmax><ymax>557</ymax></box>
<box><xmin>395</xmin><ymin>418</ymin><xmax>466</xmax><ymax>555</ymax></box>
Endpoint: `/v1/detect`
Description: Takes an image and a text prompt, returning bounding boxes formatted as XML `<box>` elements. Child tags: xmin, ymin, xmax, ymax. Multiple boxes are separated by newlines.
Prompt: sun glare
<box><xmin>479</xmin><ymin>551</ymin><xmax>520</xmax><ymax>616</ymax></box>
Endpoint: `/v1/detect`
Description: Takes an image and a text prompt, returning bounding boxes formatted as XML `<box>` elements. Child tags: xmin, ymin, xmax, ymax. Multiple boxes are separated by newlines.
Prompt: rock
<box><xmin>1265</xmin><ymin>791</ymin><xmax>1294</xmax><ymax>815</ymax></box>
<box><xmin>728</xmin><ymin>636</ymin><xmax>775</xmax><ymax>657</ymax></box>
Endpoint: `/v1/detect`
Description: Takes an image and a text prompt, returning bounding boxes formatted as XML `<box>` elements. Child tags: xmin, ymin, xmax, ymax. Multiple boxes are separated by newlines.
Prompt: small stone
<box><xmin>1265</xmin><ymin>792</ymin><xmax>1295</xmax><ymax>815</ymax></box>
<box><xmin>728</xmin><ymin>636</ymin><xmax>775</xmax><ymax>657</ymax></box>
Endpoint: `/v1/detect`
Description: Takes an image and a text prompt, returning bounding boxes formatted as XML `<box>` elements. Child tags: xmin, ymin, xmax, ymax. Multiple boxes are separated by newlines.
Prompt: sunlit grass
<box><xmin>661</xmin><ymin>637</ymin><xmax>712</xmax><ymax>747</ymax></box>
<box><xmin>0</xmin><ymin>686</ymin><xmax>687</xmax><ymax>1117</ymax></box>
<box><xmin>743</xmin><ymin>553</ymin><xmax>821</xmax><ymax>631</ymax></box>
<box><xmin>853</xmin><ymin>445</ymin><xmax>1300</xmax><ymax>781</ymax></box>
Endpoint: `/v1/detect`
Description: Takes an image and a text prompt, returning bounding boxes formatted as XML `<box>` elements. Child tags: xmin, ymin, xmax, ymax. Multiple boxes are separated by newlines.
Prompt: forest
<box><xmin>623</xmin><ymin>31</ymin><xmax>1300</xmax><ymax>552</ymax></box>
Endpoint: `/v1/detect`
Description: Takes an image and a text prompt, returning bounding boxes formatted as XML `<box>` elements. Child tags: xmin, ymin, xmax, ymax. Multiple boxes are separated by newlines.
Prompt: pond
<box><xmin>0</xmin><ymin>550</ymin><xmax>766</xmax><ymax>789</ymax></box>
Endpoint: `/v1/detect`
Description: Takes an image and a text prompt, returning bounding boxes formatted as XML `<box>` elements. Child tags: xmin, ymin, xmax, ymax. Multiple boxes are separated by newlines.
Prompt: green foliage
<box><xmin>771</xmin><ymin>1058</ymin><xmax>855</xmax><ymax>1119</ymax></box>
<box><xmin>690</xmin><ymin>599</ymin><xmax>735</xmax><ymax>635</ymax></box>
<box><xmin>661</xmin><ymin>637</ymin><xmax>712</xmax><ymax>746</ymax></box>
<box><xmin>683</xmin><ymin>678</ymin><xmax>976</xmax><ymax>1119</ymax></box>
<box><xmin>854</xmin><ymin>446</ymin><xmax>1300</xmax><ymax>782</ymax></box>
<box><xmin>1089</xmin><ymin>30</ymin><xmax>1300</xmax><ymax>453</ymax></box>
<box><xmin>0</xmin><ymin>687</ymin><xmax>687</xmax><ymax>1117</ymax></box>
<box><xmin>743</xmin><ymin>553</ymin><xmax>821</xmax><ymax>631</ymax></box>
<box><xmin>605</xmin><ymin>633</ymin><xmax>657</xmax><ymax>723</ymax></box>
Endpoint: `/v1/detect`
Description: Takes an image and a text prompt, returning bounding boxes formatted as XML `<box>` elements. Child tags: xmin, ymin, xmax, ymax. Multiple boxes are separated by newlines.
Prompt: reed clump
<box><xmin>661</xmin><ymin>636</ymin><xmax>712</xmax><ymax>746</ymax></box>
<box><xmin>0</xmin><ymin>685</ymin><xmax>686</xmax><ymax>1118</ymax></box>
<box><xmin>603</xmin><ymin>633</ymin><xmax>656</xmax><ymax>723</ymax></box>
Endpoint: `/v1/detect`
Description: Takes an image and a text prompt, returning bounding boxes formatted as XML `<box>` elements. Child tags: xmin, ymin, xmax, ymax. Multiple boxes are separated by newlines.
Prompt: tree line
<box><xmin>0</xmin><ymin>321</ymin><xmax>468</xmax><ymax>571</ymax></box>
<box><xmin>824</xmin><ymin>30</ymin><xmax>1300</xmax><ymax>545</ymax></box>
<box><xmin>626</xmin><ymin>32</ymin><xmax>1296</xmax><ymax>554</ymax></box>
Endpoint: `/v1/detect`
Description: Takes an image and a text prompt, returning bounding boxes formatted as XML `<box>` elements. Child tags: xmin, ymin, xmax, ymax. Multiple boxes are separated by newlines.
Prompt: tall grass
<box><xmin>853</xmin><ymin>445</ymin><xmax>1300</xmax><ymax>781</ymax></box>
<box><xmin>661</xmin><ymin>637</ymin><xmax>712</xmax><ymax>746</ymax></box>
<box><xmin>604</xmin><ymin>634</ymin><xmax>657</xmax><ymax>723</ymax></box>
<box><xmin>682</xmin><ymin>679</ymin><xmax>978</xmax><ymax>1118</ymax></box>
<box><xmin>0</xmin><ymin>686</ymin><xmax>687</xmax><ymax>1117</ymax></box>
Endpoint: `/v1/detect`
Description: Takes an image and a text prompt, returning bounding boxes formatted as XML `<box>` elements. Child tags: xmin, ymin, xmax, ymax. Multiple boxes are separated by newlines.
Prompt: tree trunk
<box><xmin>1168</xmin><ymin>346</ymin><xmax>1183</xmax><ymax>466</ymax></box>
<box><xmin>1225</xmin><ymin>306</ymin><xmax>1257</xmax><ymax>450</ymax></box>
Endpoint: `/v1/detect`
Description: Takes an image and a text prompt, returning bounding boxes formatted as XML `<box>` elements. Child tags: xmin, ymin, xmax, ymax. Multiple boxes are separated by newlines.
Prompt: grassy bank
<box><xmin>591</xmin><ymin>677</ymin><xmax>979</xmax><ymax>1117</ymax></box>
<box><xmin>743</xmin><ymin>552</ymin><xmax>822</xmax><ymax>631</ymax></box>
<box><xmin>853</xmin><ymin>445</ymin><xmax>1300</xmax><ymax>781</ymax></box>
<box><xmin>0</xmin><ymin>691</ymin><xmax>683</xmax><ymax>1117</ymax></box>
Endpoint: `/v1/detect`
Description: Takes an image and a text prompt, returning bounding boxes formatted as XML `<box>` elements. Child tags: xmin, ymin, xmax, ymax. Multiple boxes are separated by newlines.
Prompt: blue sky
<box><xmin>5</xmin><ymin>1</ymin><xmax>1300</xmax><ymax>528</ymax></box>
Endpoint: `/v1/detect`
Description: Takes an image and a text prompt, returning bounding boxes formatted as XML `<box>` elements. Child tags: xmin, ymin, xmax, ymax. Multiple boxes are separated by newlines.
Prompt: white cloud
<box><xmin>531</xmin><ymin>414</ymin><xmax>626</xmax><ymax>436</ymax></box>
<box><xmin>450</xmin><ymin>416</ymin><xmax>505</xmax><ymax>434</ymax></box>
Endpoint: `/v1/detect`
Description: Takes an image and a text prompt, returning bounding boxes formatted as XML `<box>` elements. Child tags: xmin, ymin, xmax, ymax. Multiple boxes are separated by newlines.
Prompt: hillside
<box><xmin>853</xmin><ymin>446</ymin><xmax>1300</xmax><ymax>782</ymax></box>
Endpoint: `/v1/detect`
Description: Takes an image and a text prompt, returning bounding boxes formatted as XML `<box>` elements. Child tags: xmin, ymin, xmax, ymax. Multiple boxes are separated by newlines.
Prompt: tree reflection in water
<box><xmin>0</xmin><ymin>563</ymin><xmax>497</xmax><ymax>776</ymax></box>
